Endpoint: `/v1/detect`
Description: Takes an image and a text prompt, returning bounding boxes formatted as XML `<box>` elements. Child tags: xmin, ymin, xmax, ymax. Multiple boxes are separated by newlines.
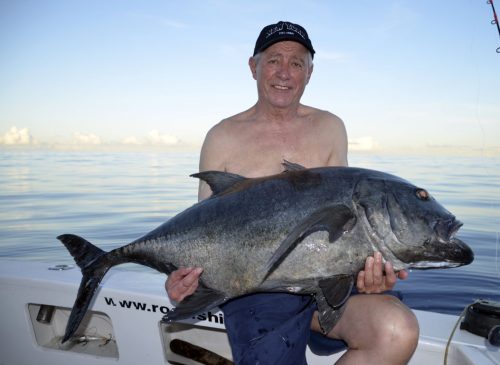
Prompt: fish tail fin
<box><xmin>57</xmin><ymin>234</ymin><xmax>111</xmax><ymax>343</ymax></box>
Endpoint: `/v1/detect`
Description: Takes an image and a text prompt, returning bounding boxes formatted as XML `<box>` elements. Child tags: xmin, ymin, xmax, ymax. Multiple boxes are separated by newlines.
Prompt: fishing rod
<box><xmin>487</xmin><ymin>0</ymin><xmax>500</xmax><ymax>52</ymax></box>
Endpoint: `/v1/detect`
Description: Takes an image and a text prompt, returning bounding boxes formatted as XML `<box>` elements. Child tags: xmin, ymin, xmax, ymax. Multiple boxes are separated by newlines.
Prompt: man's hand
<box><xmin>356</xmin><ymin>252</ymin><xmax>408</xmax><ymax>294</ymax></box>
<box><xmin>165</xmin><ymin>267</ymin><xmax>203</xmax><ymax>303</ymax></box>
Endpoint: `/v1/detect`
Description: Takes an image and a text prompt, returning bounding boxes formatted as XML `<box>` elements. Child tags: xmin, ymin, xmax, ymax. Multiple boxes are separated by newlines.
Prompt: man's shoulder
<box><xmin>207</xmin><ymin>109</ymin><xmax>254</xmax><ymax>137</ymax></box>
<box><xmin>299</xmin><ymin>105</ymin><xmax>345</xmax><ymax>130</ymax></box>
<box><xmin>200</xmin><ymin>109</ymin><xmax>256</xmax><ymax>172</ymax></box>
<box><xmin>204</xmin><ymin>110</ymin><xmax>251</xmax><ymax>147</ymax></box>
<box><xmin>300</xmin><ymin>105</ymin><xmax>342</xmax><ymax>122</ymax></box>
<box><xmin>218</xmin><ymin>106</ymin><xmax>253</xmax><ymax>125</ymax></box>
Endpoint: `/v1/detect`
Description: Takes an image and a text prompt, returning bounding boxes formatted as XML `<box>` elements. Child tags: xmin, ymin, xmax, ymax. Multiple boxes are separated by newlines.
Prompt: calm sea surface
<box><xmin>0</xmin><ymin>150</ymin><xmax>498</xmax><ymax>315</ymax></box>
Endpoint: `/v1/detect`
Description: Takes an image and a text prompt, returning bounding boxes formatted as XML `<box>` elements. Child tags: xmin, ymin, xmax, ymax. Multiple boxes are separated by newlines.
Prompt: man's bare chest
<box><xmin>224</xmin><ymin>135</ymin><xmax>328</xmax><ymax>176</ymax></box>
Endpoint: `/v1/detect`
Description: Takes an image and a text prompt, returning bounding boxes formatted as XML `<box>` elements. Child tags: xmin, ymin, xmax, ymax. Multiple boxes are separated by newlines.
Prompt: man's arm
<box><xmin>322</xmin><ymin>114</ymin><xmax>407</xmax><ymax>293</ymax></box>
<box><xmin>324</xmin><ymin>113</ymin><xmax>348</xmax><ymax>167</ymax></box>
<box><xmin>166</xmin><ymin>124</ymin><xmax>226</xmax><ymax>302</ymax></box>
<box><xmin>197</xmin><ymin>125</ymin><xmax>226</xmax><ymax>200</ymax></box>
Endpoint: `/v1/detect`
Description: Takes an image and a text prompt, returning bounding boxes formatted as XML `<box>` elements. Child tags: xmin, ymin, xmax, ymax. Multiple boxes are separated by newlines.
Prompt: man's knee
<box><xmin>378</xmin><ymin>296</ymin><xmax>419</xmax><ymax>350</ymax></box>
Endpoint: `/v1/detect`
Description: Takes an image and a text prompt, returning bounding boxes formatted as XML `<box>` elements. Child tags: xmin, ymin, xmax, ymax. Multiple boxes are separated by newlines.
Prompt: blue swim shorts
<box><xmin>221</xmin><ymin>290</ymin><xmax>404</xmax><ymax>364</ymax></box>
<box><xmin>221</xmin><ymin>292</ymin><xmax>347</xmax><ymax>364</ymax></box>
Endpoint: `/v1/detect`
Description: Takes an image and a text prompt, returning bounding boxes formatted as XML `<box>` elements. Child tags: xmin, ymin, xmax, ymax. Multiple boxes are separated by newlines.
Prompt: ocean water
<box><xmin>0</xmin><ymin>149</ymin><xmax>498</xmax><ymax>315</ymax></box>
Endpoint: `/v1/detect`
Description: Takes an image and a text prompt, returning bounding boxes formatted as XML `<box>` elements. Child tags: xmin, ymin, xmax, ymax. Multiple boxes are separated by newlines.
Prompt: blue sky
<box><xmin>1</xmin><ymin>0</ymin><xmax>499</xmax><ymax>154</ymax></box>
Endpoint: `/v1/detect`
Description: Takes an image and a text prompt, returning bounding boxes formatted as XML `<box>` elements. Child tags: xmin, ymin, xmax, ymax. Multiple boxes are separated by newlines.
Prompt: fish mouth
<box><xmin>410</xmin><ymin>260</ymin><xmax>463</xmax><ymax>269</ymax></box>
<box><xmin>449</xmin><ymin>237</ymin><xmax>475</xmax><ymax>266</ymax></box>
<box><xmin>412</xmin><ymin>236</ymin><xmax>474</xmax><ymax>269</ymax></box>
<box><xmin>409</xmin><ymin>219</ymin><xmax>474</xmax><ymax>269</ymax></box>
<box><xmin>434</xmin><ymin>218</ymin><xmax>463</xmax><ymax>243</ymax></box>
<box><xmin>434</xmin><ymin>218</ymin><xmax>474</xmax><ymax>267</ymax></box>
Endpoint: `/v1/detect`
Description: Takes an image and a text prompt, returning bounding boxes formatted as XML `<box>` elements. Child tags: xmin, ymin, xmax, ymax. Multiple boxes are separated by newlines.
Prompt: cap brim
<box><xmin>254</xmin><ymin>36</ymin><xmax>315</xmax><ymax>57</ymax></box>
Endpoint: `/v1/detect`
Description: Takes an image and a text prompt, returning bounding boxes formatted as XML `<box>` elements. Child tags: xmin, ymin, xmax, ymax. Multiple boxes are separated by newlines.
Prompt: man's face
<box><xmin>250</xmin><ymin>41</ymin><xmax>313</xmax><ymax>110</ymax></box>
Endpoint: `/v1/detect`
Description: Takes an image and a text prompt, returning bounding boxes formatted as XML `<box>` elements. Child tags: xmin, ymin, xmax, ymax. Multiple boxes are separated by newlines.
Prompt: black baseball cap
<box><xmin>253</xmin><ymin>21</ymin><xmax>315</xmax><ymax>59</ymax></box>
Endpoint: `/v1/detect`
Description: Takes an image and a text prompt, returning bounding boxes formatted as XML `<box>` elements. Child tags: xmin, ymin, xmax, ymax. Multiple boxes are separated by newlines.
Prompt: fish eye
<box><xmin>415</xmin><ymin>188</ymin><xmax>430</xmax><ymax>201</ymax></box>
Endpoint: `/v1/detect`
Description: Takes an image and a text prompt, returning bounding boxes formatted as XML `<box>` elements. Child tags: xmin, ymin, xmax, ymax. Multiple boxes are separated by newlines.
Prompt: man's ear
<box><xmin>249</xmin><ymin>56</ymin><xmax>257</xmax><ymax>80</ymax></box>
<box><xmin>306</xmin><ymin>63</ymin><xmax>314</xmax><ymax>85</ymax></box>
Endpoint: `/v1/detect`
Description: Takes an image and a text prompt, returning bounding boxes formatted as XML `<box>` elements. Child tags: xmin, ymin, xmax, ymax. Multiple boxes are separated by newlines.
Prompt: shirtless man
<box><xmin>167</xmin><ymin>21</ymin><xmax>419</xmax><ymax>364</ymax></box>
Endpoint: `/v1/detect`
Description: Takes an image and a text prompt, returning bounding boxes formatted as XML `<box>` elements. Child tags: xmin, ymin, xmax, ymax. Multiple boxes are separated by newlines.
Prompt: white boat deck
<box><xmin>0</xmin><ymin>260</ymin><xmax>498</xmax><ymax>365</ymax></box>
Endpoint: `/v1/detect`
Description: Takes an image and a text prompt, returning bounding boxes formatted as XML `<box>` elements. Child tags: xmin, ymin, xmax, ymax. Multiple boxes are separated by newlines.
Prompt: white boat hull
<box><xmin>0</xmin><ymin>260</ymin><xmax>498</xmax><ymax>365</ymax></box>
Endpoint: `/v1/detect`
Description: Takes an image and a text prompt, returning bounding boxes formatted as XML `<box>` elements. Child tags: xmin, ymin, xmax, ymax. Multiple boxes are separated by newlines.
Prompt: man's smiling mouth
<box><xmin>273</xmin><ymin>85</ymin><xmax>291</xmax><ymax>90</ymax></box>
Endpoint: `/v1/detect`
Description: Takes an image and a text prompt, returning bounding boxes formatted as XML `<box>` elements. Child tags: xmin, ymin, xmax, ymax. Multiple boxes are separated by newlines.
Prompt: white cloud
<box><xmin>120</xmin><ymin>130</ymin><xmax>180</xmax><ymax>147</ymax></box>
<box><xmin>146</xmin><ymin>130</ymin><xmax>179</xmax><ymax>145</ymax></box>
<box><xmin>73</xmin><ymin>132</ymin><xmax>101</xmax><ymax>145</ymax></box>
<box><xmin>122</xmin><ymin>136</ymin><xmax>141</xmax><ymax>145</ymax></box>
<box><xmin>0</xmin><ymin>128</ymin><xmax>181</xmax><ymax>149</ymax></box>
<box><xmin>349</xmin><ymin>136</ymin><xmax>378</xmax><ymax>151</ymax></box>
<box><xmin>0</xmin><ymin>126</ymin><xmax>35</xmax><ymax>145</ymax></box>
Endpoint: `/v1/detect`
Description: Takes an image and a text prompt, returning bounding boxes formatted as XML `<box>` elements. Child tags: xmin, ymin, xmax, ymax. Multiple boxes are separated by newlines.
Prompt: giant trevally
<box><xmin>58</xmin><ymin>162</ymin><xmax>474</xmax><ymax>343</ymax></box>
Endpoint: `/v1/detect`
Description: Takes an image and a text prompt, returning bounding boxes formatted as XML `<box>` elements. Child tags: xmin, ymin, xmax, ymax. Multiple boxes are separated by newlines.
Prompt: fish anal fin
<box><xmin>190</xmin><ymin>171</ymin><xmax>247</xmax><ymax>196</ymax></box>
<box><xmin>264</xmin><ymin>205</ymin><xmax>357</xmax><ymax>278</ymax></box>
<box><xmin>315</xmin><ymin>275</ymin><xmax>354</xmax><ymax>334</ymax></box>
<box><xmin>315</xmin><ymin>291</ymin><xmax>348</xmax><ymax>335</ymax></box>
<box><xmin>319</xmin><ymin>275</ymin><xmax>354</xmax><ymax>308</ymax></box>
<box><xmin>163</xmin><ymin>282</ymin><xmax>226</xmax><ymax>322</ymax></box>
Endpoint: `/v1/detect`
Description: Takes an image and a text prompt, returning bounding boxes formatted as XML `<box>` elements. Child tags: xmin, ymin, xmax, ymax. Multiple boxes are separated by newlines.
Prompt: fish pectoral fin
<box><xmin>163</xmin><ymin>282</ymin><xmax>226</xmax><ymax>322</ymax></box>
<box><xmin>190</xmin><ymin>171</ymin><xmax>247</xmax><ymax>195</ymax></box>
<box><xmin>263</xmin><ymin>205</ymin><xmax>357</xmax><ymax>278</ymax></box>
<box><xmin>315</xmin><ymin>275</ymin><xmax>354</xmax><ymax>334</ymax></box>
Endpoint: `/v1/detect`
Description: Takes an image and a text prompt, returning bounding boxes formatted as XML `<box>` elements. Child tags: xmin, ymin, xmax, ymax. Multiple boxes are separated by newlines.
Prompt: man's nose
<box><xmin>277</xmin><ymin>63</ymin><xmax>290</xmax><ymax>79</ymax></box>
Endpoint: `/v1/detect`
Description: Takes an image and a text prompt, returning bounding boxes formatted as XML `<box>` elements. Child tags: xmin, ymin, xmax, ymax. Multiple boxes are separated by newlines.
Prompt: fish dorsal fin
<box><xmin>315</xmin><ymin>275</ymin><xmax>354</xmax><ymax>334</ymax></box>
<box><xmin>282</xmin><ymin>160</ymin><xmax>306</xmax><ymax>172</ymax></box>
<box><xmin>263</xmin><ymin>204</ymin><xmax>357</xmax><ymax>279</ymax></box>
<box><xmin>191</xmin><ymin>171</ymin><xmax>247</xmax><ymax>195</ymax></box>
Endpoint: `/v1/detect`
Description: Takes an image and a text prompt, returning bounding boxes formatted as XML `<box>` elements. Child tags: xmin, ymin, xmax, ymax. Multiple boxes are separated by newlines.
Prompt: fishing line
<box><xmin>487</xmin><ymin>0</ymin><xmax>500</xmax><ymax>52</ymax></box>
<box><xmin>496</xmin><ymin>231</ymin><xmax>500</xmax><ymax>277</ymax></box>
<box><xmin>443</xmin><ymin>307</ymin><xmax>466</xmax><ymax>365</ymax></box>
<box><xmin>476</xmin><ymin>3</ymin><xmax>500</xmax><ymax>280</ymax></box>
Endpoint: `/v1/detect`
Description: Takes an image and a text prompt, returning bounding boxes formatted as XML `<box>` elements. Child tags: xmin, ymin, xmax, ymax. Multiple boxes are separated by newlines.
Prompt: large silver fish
<box><xmin>58</xmin><ymin>162</ymin><xmax>473</xmax><ymax>342</ymax></box>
